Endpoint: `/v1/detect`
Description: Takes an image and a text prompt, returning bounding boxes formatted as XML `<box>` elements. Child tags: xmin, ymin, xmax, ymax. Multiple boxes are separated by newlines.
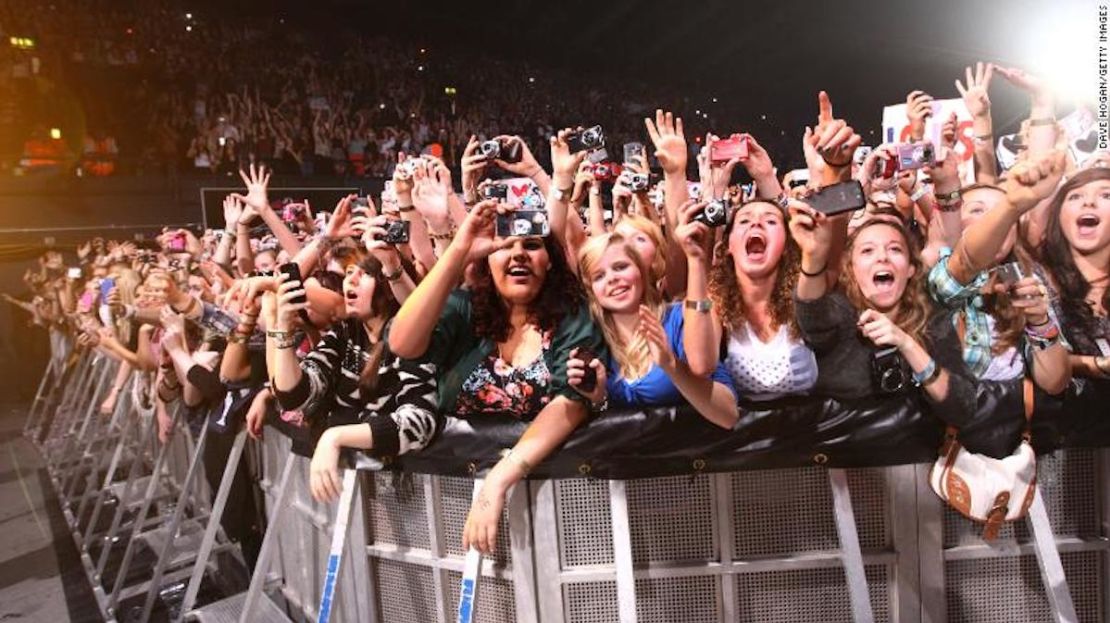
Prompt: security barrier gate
<box><xmin>25</xmin><ymin>348</ymin><xmax>1110</xmax><ymax>622</ymax></box>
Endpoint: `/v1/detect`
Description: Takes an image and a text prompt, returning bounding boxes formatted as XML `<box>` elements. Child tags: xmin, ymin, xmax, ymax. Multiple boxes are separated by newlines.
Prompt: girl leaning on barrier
<box><xmin>573</xmin><ymin>232</ymin><xmax>739</xmax><ymax>428</ymax></box>
<box><xmin>388</xmin><ymin>198</ymin><xmax>606</xmax><ymax>556</ymax></box>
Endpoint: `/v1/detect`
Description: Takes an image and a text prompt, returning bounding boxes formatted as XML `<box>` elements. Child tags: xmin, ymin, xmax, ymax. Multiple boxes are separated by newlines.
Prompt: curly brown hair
<box><xmin>840</xmin><ymin>220</ymin><xmax>931</xmax><ymax>345</ymax></box>
<box><xmin>469</xmin><ymin>236</ymin><xmax>584</xmax><ymax>343</ymax></box>
<box><xmin>708</xmin><ymin>200</ymin><xmax>801</xmax><ymax>338</ymax></box>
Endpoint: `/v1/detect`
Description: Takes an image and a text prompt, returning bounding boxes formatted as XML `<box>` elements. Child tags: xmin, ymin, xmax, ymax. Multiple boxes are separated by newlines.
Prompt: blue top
<box><xmin>606</xmin><ymin>302</ymin><xmax>738</xmax><ymax>408</ymax></box>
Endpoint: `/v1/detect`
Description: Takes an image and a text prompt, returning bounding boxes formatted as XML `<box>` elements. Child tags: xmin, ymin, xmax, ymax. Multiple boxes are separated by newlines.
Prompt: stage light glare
<box><xmin>1023</xmin><ymin>6</ymin><xmax>1096</xmax><ymax>105</ymax></box>
<box><xmin>50</xmin><ymin>128</ymin><xmax>61</xmax><ymax>139</ymax></box>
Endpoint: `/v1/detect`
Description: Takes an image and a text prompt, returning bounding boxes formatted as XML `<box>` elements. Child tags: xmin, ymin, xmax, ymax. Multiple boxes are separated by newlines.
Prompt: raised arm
<box><xmin>955</xmin><ymin>62</ymin><xmax>998</xmax><ymax>184</ymax></box>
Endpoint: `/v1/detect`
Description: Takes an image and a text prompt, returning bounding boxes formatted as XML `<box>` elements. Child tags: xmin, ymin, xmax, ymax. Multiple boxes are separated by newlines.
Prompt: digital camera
<box><xmin>693</xmin><ymin>199</ymin><xmax>729</xmax><ymax>228</ymax></box>
<box><xmin>876</xmin><ymin>142</ymin><xmax>936</xmax><ymax>177</ymax></box>
<box><xmin>871</xmin><ymin>347</ymin><xmax>909</xmax><ymax>395</ymax></box>
<box><xmin>396</xmin><ymin>159</ymin><xmax>420</xmax><ymax>179</ymax></box>
<box><xmin>710</xmin><ymin>134</ymin><xmax>749</xmax><ymax>163</ymax></box>
<box><xmin>566</xmin><ymin>125</ymin><xmax>605</xmax><ymax>153</ymax></box>
<box><xmin>622</xmin><ymin>172</ymin><xmax>650</xmax><ymax>192</ymax></box>
<box><xmin>478</xmin><ymin>138</ymin><xmax>523</xmax><ymax>163</ymax></box>
<box><xmin>496</xmin><ymin>210</ymin><xmax>550</xmax><ymax>238</ymax></box>
<box><xmin>481</xmin><ymin>183</ymin><xmax>509</xmax><ymax>201</ymax></box>
<box><xmin>167</xmin><ymin>232</ymin><xmax>187</xmax><ymax>252</ymax></box>
<box><xmin>590</xmin><ymin>162</ymin><xmax>621</xmax><ymax>183</ymax></box>
<box><xmin>282</xmin><ymin>203</ymin><xmax>303</xmax><ymax>222</ymax></box>
<box><xmin>380</xmin><ymin>219</ymin><xmax>411</xmax><ymax>245</ymax></box>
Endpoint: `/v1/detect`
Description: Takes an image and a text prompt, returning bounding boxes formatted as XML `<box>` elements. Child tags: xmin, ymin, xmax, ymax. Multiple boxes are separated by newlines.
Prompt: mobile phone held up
<box><xmin>574</xmin><ymin>347</ymin><xmax>599</xmax><ymax>393</ymax></box>
<box><xmin>99</xmin><ymin>277</ymin><xmax>116</xmax><ymax>301</ymax></box>
<box><xmin>710</xmin><ymin>134</ymin><xmax>749</xmax><ymax>163</ymax></box>
<box><xmin>277</xmin><ymin>263</ymin><xmax>309</xmax><ymax>319</ymax></box>
<box><xmin>804</xmin><ymin>180</ymin><xmax>866</xmax><ymax>216</ymax></box>
<box><xmin>496</xmin><ymin>210</ymin><xmax>550</xmax><ymax>238</ymax></box>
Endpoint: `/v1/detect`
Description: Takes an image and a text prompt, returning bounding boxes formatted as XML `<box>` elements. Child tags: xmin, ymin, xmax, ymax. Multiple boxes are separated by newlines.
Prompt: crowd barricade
<box><xmin>23</xmin><ymin>343</ymin><xmax>1110</xmax><ymax>623</ymax></box>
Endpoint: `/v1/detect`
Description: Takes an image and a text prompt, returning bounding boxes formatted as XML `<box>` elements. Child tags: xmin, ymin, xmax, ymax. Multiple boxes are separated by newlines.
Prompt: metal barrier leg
<box><xmin>82</xmin><ymin>378</ymin><xmax>138</xmax><ymax>547</ymax></box>
<box><xmin>138</xmin><ymin>427</ymin><xmax>212</xmax><ymax>622</ymax></box>
<box><xmin>97</xmin><ymin>404</ymin><xmax>160</xmax><ymax>577</ymax></box>
<box><xmin>609</xmin><ymin>480</ymin><xmax>637</xmax><ymax>623</ymax></box>
<box><xmin>828</xmin><ymin>468</ymin><xmax>875</xmax><ymax>623</ymax></box>
<box><xmin>456</xmin><ymin>478</ymin><xmax>485</xmax><ymax>623</ymax></box>
<box><xmin>316</xmin><ymin>469</ymin><xmax>358</xmax><ymax>623</ymax></box>
<box><xmin>23</xmin><ymin>357</ymin><xmax>56</xmax><ymax>438</ymax></box>
<box><xmin>178</xmin><ymin>429</ymin><xmax>249</xmax><ymax>620</ymax></box>
<box><xmin>1027</xmin><ymin>489</ymin><xmax>1078</xmax><ymax>623</ymax></box>
<box><xmin>238</xmin><ymin>452</ymin><xmax>296</xmax><ymax>623</ymax></box>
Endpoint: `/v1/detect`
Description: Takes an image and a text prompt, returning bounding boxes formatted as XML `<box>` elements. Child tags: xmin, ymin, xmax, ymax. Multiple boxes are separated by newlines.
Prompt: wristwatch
<box><xmin>684</xmin><ymin>299</ymin><xmax>713</xmax><ymax>313</ymax></box>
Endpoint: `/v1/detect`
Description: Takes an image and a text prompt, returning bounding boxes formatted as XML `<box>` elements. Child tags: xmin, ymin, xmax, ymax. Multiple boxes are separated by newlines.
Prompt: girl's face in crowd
<box><xmin>613</xmin><ymin>221</ymin><xmax>657</xmax><ymax>274</ymax></box>
<box><xmin>343</xmin><ymin>265</ymin><xmax>377</xmax><ymax>321</ymax></box>
<box><xmin>728</xmin><ymin>202</ymin><xmax>787</xmax><ymax>279</ymax></box>
<box><xmin>254</xmin><ymin>250</ymin><xmax>276</xmax><ymax>273</ymax></box>
<box><xmin>851</xmin><ymin>224</ymin><xmax>914</xmax><ymax>313</ymax></box>
<box><xmin>187</xmin><ymin>274</ymin><xmax>212</xmax><ymax>302</ymax></box>
<box><xmin>489</xmin><ymin>237</ymin><xmax>550</xmax><ymax>307</ymax></box>
<box><xmin>1059</xmin><ymin>178</ymin><xmax>1110</xmax><ymax>256</ymax></box>
<box><xmin>960</xmin><ymin>188</ymin><xmax>1015</xmax><ymax>262</ymax></box>
<box><xmin>588</xmin><ymin>244</ymin><xmax>644</xmax><ymax>314</ymax></box>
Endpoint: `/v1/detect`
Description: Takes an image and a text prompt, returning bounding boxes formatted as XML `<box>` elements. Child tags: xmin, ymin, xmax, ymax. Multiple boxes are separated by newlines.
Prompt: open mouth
<box><xmin>345</xmin><ymin>290</ymin><xmax>358</xmax><ymax>302</ymax></box>
<box><xmin>507</xmin><ymin>265</ymin><xmax>533</xmax><ymax>278</ymax></box>
<box><xmin>608</xmin><ymin>285</ymin><xmax>630</xmax><ymax>298</ymax></box>
<box><xmin>744</xmin><ymin>233</ymin><xmax>767</xmax><ymax>258</ymax></box>
<box><xmin>1077</xmin><ymin>213</ymin><xmax>1102</xmax><ymax>235</ymax></box>
<box><xmin>872</xmin><ymin>270</ymin><xmax>895</xmax><ymax>290</ymax></box>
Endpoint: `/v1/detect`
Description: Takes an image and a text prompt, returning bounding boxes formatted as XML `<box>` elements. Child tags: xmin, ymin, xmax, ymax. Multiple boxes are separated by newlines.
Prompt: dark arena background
<box><xmin>0</xmin><ymin>0</ymin><xmax>1108</xmax><ymax>622</ymax></box>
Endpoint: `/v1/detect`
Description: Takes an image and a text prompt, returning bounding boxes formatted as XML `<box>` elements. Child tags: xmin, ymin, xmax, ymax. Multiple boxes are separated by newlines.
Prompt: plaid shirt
<box><xmin>928</xmin><ymin>247</ymin><xmax>993</xmax><ymax>377</ymax></box>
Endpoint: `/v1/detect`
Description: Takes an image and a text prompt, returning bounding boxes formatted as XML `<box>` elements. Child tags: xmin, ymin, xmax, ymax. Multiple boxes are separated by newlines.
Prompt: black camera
<box><xmin>566</xmin><ymin>125</ymin><xmax>605</xmax><ymax>153</ymax></box>
<box><xmin>481</xmin><ymin>183</ymin><xmax>509</xmax><ymax>201</ymax></box>
<box><xmin>870</xmin><ymin>347</ymin><xmax>909</xmax><ymax>395</ymax></box>
<box><xmin>693</xmin><ymin>200</ymin><xmax>729</xmax><ymax>228</ymax></box>
<box><xmin>380</xmin><ymin>219</ymin><xmax>411</xmax><ymax>245</ymax></box>
<box><xmin>478</xmin><ymin>138</ymin><xmax>523</xmax><ymax>164</ymax></box>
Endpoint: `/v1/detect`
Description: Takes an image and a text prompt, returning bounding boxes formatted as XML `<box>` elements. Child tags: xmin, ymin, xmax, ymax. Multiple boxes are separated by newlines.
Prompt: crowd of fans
<box><xmin>1</xmin><ymin>0</ymin><xmax>697</xmax><ymax>178</ymax></box>
<box><xmin>6</xmin><ymin>58</ymin><xmax>1110</xmax><ymax>556</ymax></box>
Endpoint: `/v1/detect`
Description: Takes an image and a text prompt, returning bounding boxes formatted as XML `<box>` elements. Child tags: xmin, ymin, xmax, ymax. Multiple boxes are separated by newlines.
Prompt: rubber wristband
<box><xmin>800</xmin><ymin>262</ymin><xmax>827</xmax><ymax>278</ymax></box>
<box><xmin>1028</xmin><ymin>117</ymin><xmax>1056</xmax><ymax>127</ymax></box>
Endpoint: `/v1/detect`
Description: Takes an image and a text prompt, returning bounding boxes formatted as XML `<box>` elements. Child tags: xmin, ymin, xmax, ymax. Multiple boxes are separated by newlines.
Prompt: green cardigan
<box><xmin>422</xmin><ymin>288</ymin><xmax>606</xmax><ymax>417</ymax></box>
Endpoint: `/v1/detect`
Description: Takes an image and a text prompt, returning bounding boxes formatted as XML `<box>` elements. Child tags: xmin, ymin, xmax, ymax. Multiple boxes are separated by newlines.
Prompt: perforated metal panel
<box><xmin>945</xmin><ymin>551</ymin><xmax>1104</xmax><ymax>622</ymax></box>
<box><xmin>445</xmin><ymin>569</ymin><xmax>517</xmax><ymax>623</ymax></box>
<box><xmin>555</xmin><ymin>478</ymin><xmax>614</xmax><ymax>568</ymax></box>
<box><xmin>634</xmin><ymin>575</ymin><xmax>720</xmax><ymax>622</ymax></box>
<box><xmin>441</xmin><ymin>476</ymin><xmax>512</xmax><ymax>566</ymax></box>
<box><xmin>563</xmin><ymin>581</ymin><xmax>618</xmax><ymax>623</ymax></box>
<box><xmin>735</xmin><ymin>564</ymin><xmax>891</xmax><ymax>622</ymax></box>
<box><xmin>732</xmin><ymin>467</ymin><xmax>889</xmax><ymax>558</ymax></box>
<box><xmin>373</xmin><ymin>558</ymin><xmax>438</xmax><ymax>623</ymax></box>
<box><xmin>943</xmin><ymin>448</ymin><xmax>1101</xmax><ymax>547</ymax></box>
<box><xmin>367</xmin><ymin>472</ymin><xmax>431</xmax><ymax>550</ymax></box>
<box><xmin>628</xmin><ymin>475</ymin><xmax>717</xmax><ymax>564</ymax></box>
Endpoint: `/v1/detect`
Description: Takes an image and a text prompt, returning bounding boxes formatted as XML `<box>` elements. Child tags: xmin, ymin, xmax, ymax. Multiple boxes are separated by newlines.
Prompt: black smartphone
<box><xmin>805</xmin><ymin>180</ymin><xmax>866</xmax><ymax>216</ymax></box>
<box><xmin>278</xmin><ymin>263</ymin><xmax>308</xmax><ymax>308</ymax></box>
<box><xmin>575</xmin><ymin>347</ymin><xmax>599</xmax><ymax>393</ymax></box>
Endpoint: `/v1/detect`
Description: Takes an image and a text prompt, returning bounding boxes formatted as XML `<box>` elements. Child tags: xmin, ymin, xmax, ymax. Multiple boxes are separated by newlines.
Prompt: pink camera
<box><xmin>710</xmin><ymin>134</ymin><xmax>749</xmax><ymax>163</ymax></box>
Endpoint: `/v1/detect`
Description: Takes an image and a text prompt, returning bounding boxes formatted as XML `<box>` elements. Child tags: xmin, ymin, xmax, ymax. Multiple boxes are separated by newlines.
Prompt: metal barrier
<box><xmin>23</xmin><ymin>348</ymin><xmax>1110</xmax><ymax>622</ymax></box>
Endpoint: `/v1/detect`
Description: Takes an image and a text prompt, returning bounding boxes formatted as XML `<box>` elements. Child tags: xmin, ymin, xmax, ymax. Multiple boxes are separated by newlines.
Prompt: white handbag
<box><xmin>929</xmin><ymin>378</ymin><xmax>1037</xmax><ymax>540</ymax></box>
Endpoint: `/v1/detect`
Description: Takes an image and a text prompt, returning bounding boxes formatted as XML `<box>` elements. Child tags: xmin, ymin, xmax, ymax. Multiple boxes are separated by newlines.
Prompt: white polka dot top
<box><xmin>724</xmin><ymin>323</ymin><xmax>818</xmax><ymax>401</ymax></box>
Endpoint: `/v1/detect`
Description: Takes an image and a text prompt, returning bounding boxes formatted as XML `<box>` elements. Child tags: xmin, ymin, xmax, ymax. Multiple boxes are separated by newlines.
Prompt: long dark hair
<box><xmin>1039</xmin><ymin>167</ymin><xmax>1110</xmax><ymax>350</ymax></box>
<box><xmin>470</xmin><ymin>236</ymin><xmax>584</xmax><ymax>343</ymax></box>
<box><xmin>353</xmin><ymin>253</ymin><xmax>400</xmax><ymax>394</ymax></box>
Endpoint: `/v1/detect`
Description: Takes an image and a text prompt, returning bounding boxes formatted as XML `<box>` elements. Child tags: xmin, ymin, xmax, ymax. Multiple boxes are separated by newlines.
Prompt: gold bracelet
<box><xmin>501</xmin><ymin>448</ymin><xmax>533</xmax><ymax>475</ymax></box>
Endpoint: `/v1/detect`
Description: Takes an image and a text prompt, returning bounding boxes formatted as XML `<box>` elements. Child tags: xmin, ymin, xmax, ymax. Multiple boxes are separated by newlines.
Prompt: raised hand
<box><xmin>644</xmin><ymin>109</ymin><xmax>687</xmax><ymax>175</ymax></box>
<box><xmin>273</xmin><ymin>272</ymin><xmax>308</xmax><ymax>331</ymax></box>
<box><xmin>325</xmin><ymin>195</ymin><xmax>361</xmax><ymax>240</ymax></box>
<box><xmin>906</xmin><ymin>90</ymin><xmax>934</xmax><ymax>141</ymax></box>
<box><xmin>235</xmin><ymin>163</ymin><xmax>272</xmax><ymax>219</ymax></box>
<box><xmin>456</xmin><ymin>200</ymin><xmax>511</xmax><ymax>263</ymax></box>
<box><xmin>567</xmin><ymin>347</ymin><xmax>607</xmax><ymax>405</ymax></box>
<box><xmin>1000</xmin><ymin>149</ymin><xmax>1067</xmax><ymax>212</ymax></box>
<box><xmin>494</xmin><ymin>135</ymin><xmax>543</xmax><ymax>178</ymax></box>
<box><xmin>460</xmin><ymin>136</ymin><xmax>486</xmax><ymax>198</ymax></box>
<box><xmin>222</xmin><ymin>194</ymin><xmax>244</xmax><ymax>230</ymax></box>
<box><xmin>787</xmin><ymin>202</ymin><xmax>833</xmax><ymax>267</ymax></box>
<box><xmin>738</xmin><ymin>133</ymin><xmax>775</xmax><ymax>182</ymax></box>
<box><xmin>955</xmin><ymin>62</ymin><xmax>993</xmax><ymax>119</ymax></box>
<box><xmin>550</xmin><ymin>128</ymin><xmax>588</xmax><ymax>182</ymax></box>
<box><xmin>811</xmin><ymin>91</ymin><xmax>861</xmax><ymax>168</ymax></box>
<box><xmin>857</xmin><ymin>308</ymin><xmax>909</xmax><ymax>350</ymax></box>
<box><xmin>638</xmin><ymin>305</ymin><xmax>677</xmax><ymax>372</ymax></box>
<box><xmin>674</xmin><ymin>200</ymin><xmax>712</xmax><ymax>260</ymax></box>
<box><xmin>995</xmin><ymin>66</ymin><xmax>1053</xmax><ymax>103</ymax></box>
<box><xmin>411</xmin><ymin>160</ymin><xmax>451</xmax><ymax>226</ymax></box>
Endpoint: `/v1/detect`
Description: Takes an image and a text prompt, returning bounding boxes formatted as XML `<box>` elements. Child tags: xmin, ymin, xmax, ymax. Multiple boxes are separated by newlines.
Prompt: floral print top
<box><xmin>455</xmin><ymin>330</ymin><xmax>553</xmax><ymax>420</ymax></box>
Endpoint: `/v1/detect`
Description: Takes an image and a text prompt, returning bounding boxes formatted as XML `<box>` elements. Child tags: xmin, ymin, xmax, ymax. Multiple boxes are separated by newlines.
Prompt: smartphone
<box><xmin>804</xmin><ymin>181</ymin><xmax>866</xmax><ymax>216</ymax></box>
<box><xmin>710</xmin><ymin>134</ymin><xmax>749</xmax><ymax>163</ymax></box>
<box><xmin>995</xmin><ymin>262</ymin><xmax>1024</xmax><ymax>287</ymax></box>
<box><xmin>496</xmin><ymin>210</ymin><xmax>550</xmax><ymax>238</ymax></box>
<box><xmin>278</xmin><ymin>263</ymin><xmax>308</xmax><ymax>308</ymax></box>
<box><xmin>574</xmin><ymin>347</ymin><xmax>599</xmax><ymax>393</ymax></box>
<box><xmin>99</xmin><ymin>277</ymin><xmax>116</xmax><ymax>301</ymax></box>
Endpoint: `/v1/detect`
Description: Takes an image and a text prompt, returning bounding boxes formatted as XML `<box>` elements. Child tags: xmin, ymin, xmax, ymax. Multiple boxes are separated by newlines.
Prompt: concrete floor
<box><xmin>0</xmin><ymin>403</ymin><xmax>101</xmax><ymax>622</ymax></box>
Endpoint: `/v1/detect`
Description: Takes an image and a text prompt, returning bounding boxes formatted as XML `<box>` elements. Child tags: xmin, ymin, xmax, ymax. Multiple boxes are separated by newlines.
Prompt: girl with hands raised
<box><xmin>790</xmin><ymin>201</ymin><xmax>976</xmax><ymax>424</ymax></box>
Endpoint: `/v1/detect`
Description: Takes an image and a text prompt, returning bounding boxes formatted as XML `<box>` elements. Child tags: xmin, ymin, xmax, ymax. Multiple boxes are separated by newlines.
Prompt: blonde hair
<box><xmin>577</xmin><ymin>233</ymin><xmax>664</xmax><ymax>381</ymax></box>
<box><xmin>613</xmin><ymin>214</ymin><xmax>668</xmax><ymax>288</ymax></box>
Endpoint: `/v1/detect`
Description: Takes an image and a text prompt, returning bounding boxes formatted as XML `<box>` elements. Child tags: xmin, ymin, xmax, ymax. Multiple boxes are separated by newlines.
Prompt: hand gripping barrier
<box><xmin>24</xmin><ymin>344</ymin><xmax>1110</xmax><ymax>622</ymax></box>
